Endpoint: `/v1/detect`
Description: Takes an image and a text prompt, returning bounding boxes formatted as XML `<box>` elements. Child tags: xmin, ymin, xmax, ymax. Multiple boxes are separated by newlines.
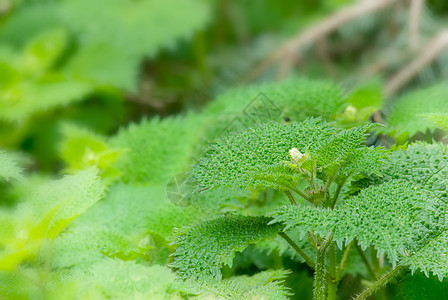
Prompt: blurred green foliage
<box><xmin>2</xmin><ymin>0</ymin><xmax>448</xmax><ymax>299</ymax></box>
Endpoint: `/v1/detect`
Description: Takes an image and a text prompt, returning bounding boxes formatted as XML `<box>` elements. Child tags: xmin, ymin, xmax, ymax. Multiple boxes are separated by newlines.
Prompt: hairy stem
<box><xmin>353</xmin><ymin>265</ymin><xmax>404</xmax><ymax>300</ymax></box>
<box><xmin>284</xmin><ymin>190</ymin><xmax>297</xmax><ymax>205</ymax></box>
<box><xmin>279</xmin><ymin>232</ymin><xmax>316</xmax><ymax>269</ymax></box>
<box><xmin>314</xmin><ymin>234</ymin><xmax>333</xmax><ymax>300</ymax></box>
<box><xmin>328</xmin><ymin>243</ymin><xmax>337</xmax><ymax>300</ymax></box>
<box><xmin>355</xmin><ymin>242</ymin><xmax>377</xmax><ymax>280</ymax></box>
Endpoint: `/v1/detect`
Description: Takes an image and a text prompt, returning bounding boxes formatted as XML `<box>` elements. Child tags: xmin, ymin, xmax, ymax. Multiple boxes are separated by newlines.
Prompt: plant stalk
<box><xmin>284</xmin><ymin>190</ymin><xmax>297</xmax><ymax>205</ymax></box>
<box><xmin>330</xmin><ymin>174</ymin><xmax>350</xmax><ymax>209</ymax></box>
<box><xmin>279</xmin><ymin>232</ymin><xmax>315</xmax><ymax>269</ymax></box>
<box><xmin>293</xmin><ymin>187</ymin><xmax>313</xmax><ymax>203</ymax></box>
<box><xmin>355</xmin><ymin>242</ymin><xmax>377</xmax><ymax>280</ymax></box>
<box><xmin>313</xmin><ymin>234</ymin><xmax>333</xmax><ymax>300</ymax></box>
<box><xmin>328</xmin><ymin>243</ymin><xmax>337</xmax><ymax>300</ymax></box>
<box><xmin>337</xmin><ymin>240</ymin><xmax>354</xmax><ymax>280</ymax></box>
<box><xmin>353</xmin><ymin>265</ymin><xmax>403</xmax><ymax>300</ymax></box>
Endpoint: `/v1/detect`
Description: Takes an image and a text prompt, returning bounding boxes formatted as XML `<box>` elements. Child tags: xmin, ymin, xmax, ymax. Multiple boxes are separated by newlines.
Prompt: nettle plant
<box><xmin>172</xmin><ymin>118</ymin><xmax>448</xmax><ymax>299</ymax></box>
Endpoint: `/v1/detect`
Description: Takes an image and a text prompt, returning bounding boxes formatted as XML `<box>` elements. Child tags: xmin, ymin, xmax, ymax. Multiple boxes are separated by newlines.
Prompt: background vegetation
<box><xmin>1</xmin><ymin>0</ymin><xmax>448</xmax><ymax>299</ymax></box>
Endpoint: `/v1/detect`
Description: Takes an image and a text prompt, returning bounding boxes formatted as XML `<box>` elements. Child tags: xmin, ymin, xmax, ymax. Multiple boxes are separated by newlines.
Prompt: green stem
<box><xmin>284</xmin><ymin>190</ymin><xmax>297</xmax><ymax>205</ymax></box>
<box><xmin>336</xmin><ymin>240</ymin><xmax>354</xmax><ymax>280</ymax></box>
<box><xmin>355</xmin><ymin>242</ymin><xmax>377</xmax><ymax>280</ymax></box>
<box><xmin>330</xmin><ymin>174</ymin><xmax>350</xmax><ymax>209</ymax></box>
<box><xmin>370</xmin><ymin>246</ymin><xmax>380</xmax><ymax>270</ymax></box>
<box><xmin>313</xmin><ymin>234</ymin><xmax>333</xmax><ymax>300</ymax></box>
<box><xmin>279</xmin><ymin>232</ymin><xmax>316</xmax><ymax>269</ymax></box>
<box><xmin>314</xmin><ymin>248</ymin><xmax>328</xmax><ymax>300</ymax></box>
<box><xmin>353</xmin><ymin>265</ymin><xmax>403</xmax><ymax>300</ymax></box>
<box><xmin>328</xmin><ymin>243</ymin><xmax>337</xmax><ymax>300</ymax></box>
<box><xmin>293</xmin><ymin>187</ymin><xmax>313</xmax><ymax>203</ymax></box>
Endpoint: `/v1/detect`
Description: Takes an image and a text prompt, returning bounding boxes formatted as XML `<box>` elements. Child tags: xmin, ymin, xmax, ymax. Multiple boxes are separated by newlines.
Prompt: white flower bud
<box><xmin>344</xmin><ymin>105</ymin><xmax>357</xmax><ymax>121</ymax></box>
<box><xmin>289</xmin><ymin>148</ymin><xmax>308</xmax><ymax>164</ymax></box>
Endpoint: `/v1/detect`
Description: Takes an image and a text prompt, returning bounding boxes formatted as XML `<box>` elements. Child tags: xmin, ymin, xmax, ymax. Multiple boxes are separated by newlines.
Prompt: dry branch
<box><xmin>409</xmin><ymin>0</ymin><xmax>424</xmax><ymax>51</ymax></box>
<box><xmin>244</xmin><ymin>0</ymin><xmax>402</xmax><ymax>82</ymax></box>
<box><xmin>386</xmin><ymin>30</ymin><xmax>448</xmax><ymax>96</ymax></box>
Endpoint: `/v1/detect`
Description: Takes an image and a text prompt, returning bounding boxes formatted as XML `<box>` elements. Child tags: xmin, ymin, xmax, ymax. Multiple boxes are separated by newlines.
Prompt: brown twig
<box><xmin>0</xmin><ymin>0</ymin><xmax>12</xmax><ymax>16</ymax></box>
<box><xmin>385</xmin><ymin>30</ymin><xmax>448</xmax><ymax>96</ymax></box>
<box><xmin>409</xmin><ymin>0</ymin><xmax>425</xmax><ymax>51</ymax></box>
<box><xmin>243</xmin><ymin>0</ymin><xmax>402</xmax><ymax>82</ymax></box>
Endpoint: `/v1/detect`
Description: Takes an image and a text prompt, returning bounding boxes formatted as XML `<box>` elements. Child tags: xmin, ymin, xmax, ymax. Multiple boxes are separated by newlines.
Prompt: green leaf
<box><xmin>402</xmin><ymin>231</ymin><xmax>448</xmax><ymax>281</ymax></box>
<box><xmin>366</xmin><ymin>143</ymin><xmax>448</xmax><ymax>201</ymax></box>
<box><xmin>0</xmin><ymin>74</ymin><xmax>92</xmax><ymax>122</ymax></box>
<box><xmin>178</xmin><ymin>270</ymin><xmax>291</xmax><ymax>299</ymax></box>
<box><xmin>52</xmin><ymin>182</ymin><xmax>200</xmax><ymax>269</ymax></box>
<box><xmin>59</xmin><ymin>123</ymin><xmax>124</xmax><ymax>179</ymax></box>
<box><xmin>203</xmin><ymin>77</ymin><xmax>345</xmax><ymax>123</ymax></box>
<box><xmin>82</xmin><ymin>259</ymin><xmax>177</xmax><ymax>298</ymax></box>
<box><xmin>51</xmin><ymin>228</ymin><xmax>142</xmax><ymax>269</ymax></box>
<box><xmin>0</xmin><ymin>167</ymin><xmax>105</xmax><ymax>270</ymax></box>
<box><xmin>73</xmin><ymin>183</ymin><xmax>198</xmax><ymax>239</ymax></box>
<box><xmin>171</xmin><ymin>215</ymin><xmax>283</xmax><ymax>280</ymax></box>
<box><xmin>17</xmin><ymin>28</ymin><xmax>68</xmax><ymax>75</ymax></box>
<box><xmin>345</xmin><ymin>79</ymin><xmax>383</xmax><ymax>110</ymax></box>
<box><xmin>0</xmin><ymin>150</ymin><xmax>24</xmax><ymax>182</ymax></box>
<box><xmin>59</xmin><ymin>0</ymin><xmax>209</xmax><ymax>58</ymax></box>
<box><xmin>313</xmin><ymin>124</ymin><xmax>372</xmax><ymax>169</ymax></box>
<box><xmin>386</xmin><ymin>84</ymin><xmax>448</xmax><ymax>139</ymax></box>
<box><xmin>271</xmin><ymin>180</ymin><xmax>435</xmax><ymax>264</ymax></box>
<box><xmin>421</xmin><ymin>113</ymin><xmax>448</xmax><ymax>132</ymax></box>
<box><xmin>110</xmin><ymin>115</ymin><xmax>202</xmax><ymax>185</ymax></box>
<box><xmin>191</xmin><ymin>119</ymin><xmax>380</xmax><ymax>192</ymax></box>
<box><xmin>62</xmin><ymin>43</ymin><xmax>139</xmax><ymax>91</ymax></box>
<box><xmin>345</xmin><ymin>143</ymin><xmax>448</xmax><ymax>279</ymax></box>
<box><xmin>339</xmin><ymin>146</ymin><xmax>387</xmax><ymax>176</ymax></box>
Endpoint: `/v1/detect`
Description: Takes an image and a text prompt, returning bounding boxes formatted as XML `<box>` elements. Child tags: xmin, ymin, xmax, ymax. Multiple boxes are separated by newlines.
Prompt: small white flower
<box><xmin>289</xmin><ymin>148</ymin><xmax>303</xmax><ymax>163</ymax></box>
<box><xmin>289</xmin><ymin>147</ymin><xmax>309</xmax><ymax>165</ymax></box>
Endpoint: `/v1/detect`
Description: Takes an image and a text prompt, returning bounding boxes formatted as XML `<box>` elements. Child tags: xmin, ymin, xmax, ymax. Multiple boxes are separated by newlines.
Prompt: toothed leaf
<box><xmin>171</xmin><ymin>215</ymin><xmax>282</xmax><ymax>280</ymax></box>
